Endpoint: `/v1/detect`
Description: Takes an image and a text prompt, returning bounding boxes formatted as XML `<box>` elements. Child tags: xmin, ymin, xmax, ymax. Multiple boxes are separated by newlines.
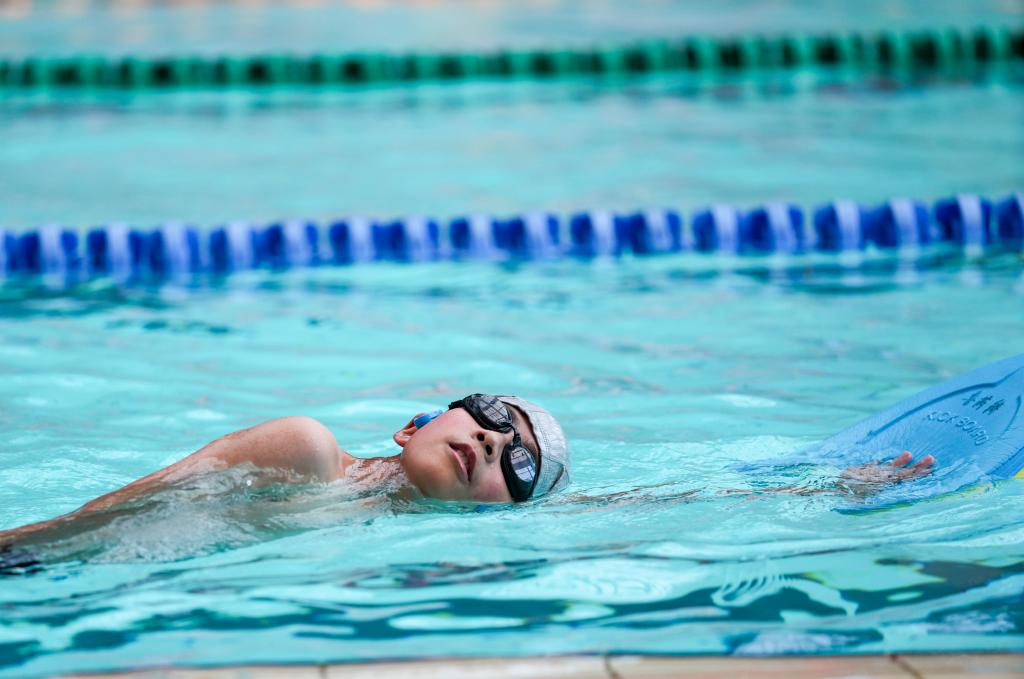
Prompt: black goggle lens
<box><xmin>449</xmin><ymin>393</ymin><xmax>512</xmax><ymax>431</ymax></box>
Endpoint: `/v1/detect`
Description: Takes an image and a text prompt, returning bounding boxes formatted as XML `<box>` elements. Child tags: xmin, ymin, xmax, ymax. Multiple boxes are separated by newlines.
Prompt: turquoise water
<box><xmin>1</xmin><ymin>258</ymin><xmax>1023</xmax><ymax>676</ymax></box>
<box><xmin>2</xmin><ymin>71</ymin><xmax>1023</xmax><ymax>229</ymax></box>
<box><xmin>2</xmin><ymin>1</ymin><xmax>1024</xmax><ymax>676</ymax></box>
<box><xmin>1</xmin><ymin>0</ymin><xmax>1020</xmax><ymax>57</ymax></box>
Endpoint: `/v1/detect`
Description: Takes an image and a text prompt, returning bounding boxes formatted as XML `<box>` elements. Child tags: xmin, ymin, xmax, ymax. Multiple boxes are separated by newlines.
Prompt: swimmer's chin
<box><xmin>394</xmin><ymin>481</ymin><xmax>472</xmax><ymax>504</ymax></box>
<box><xmin>392</xmin><ymin>492</ymin><xmax>496</xmax><ymax>514</ymax></box>
<box><xmin>388</xmin><ymin>471</ymin><xmax>492</xmax><ymax>507</ymax></box>
<box><xmin>374</xmin><ymin>461</ymin><xmax>453</xmax><ymax>503</ymax></box>
<box><xmin>357</xmin><ymin>452</ymin><xmax>496</xmax><ymax>504</ymax></box>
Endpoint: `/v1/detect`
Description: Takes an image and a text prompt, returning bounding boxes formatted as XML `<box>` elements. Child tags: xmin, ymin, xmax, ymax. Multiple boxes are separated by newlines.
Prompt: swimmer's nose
<box><xmin>475</xmin><ymin>431</ymin><xmax>495</xmax><ymax>458</ymax></box>
<box><xmin>475</xmin><ymin>429</ymin><xmax>510</xmax><ymax>460</ymax></box>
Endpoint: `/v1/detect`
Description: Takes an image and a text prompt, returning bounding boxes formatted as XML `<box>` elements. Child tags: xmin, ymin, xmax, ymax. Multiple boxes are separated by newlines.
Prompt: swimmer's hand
<box><xmin>839</xmin><ymin>451</ymin><xmax>935</xmax><ymax>494</ymax></box>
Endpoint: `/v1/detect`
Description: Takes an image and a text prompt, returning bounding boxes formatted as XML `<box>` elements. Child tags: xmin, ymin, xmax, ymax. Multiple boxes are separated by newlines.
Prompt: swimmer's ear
<box><xmin>393</xmin><ymin>415</ymin><xmax>422</xmax><ymax>448</ymax></box>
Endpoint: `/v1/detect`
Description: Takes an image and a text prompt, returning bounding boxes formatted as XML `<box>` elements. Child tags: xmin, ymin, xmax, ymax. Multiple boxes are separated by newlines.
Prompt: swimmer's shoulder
<box><xmin>338</xmin><ymin>448</ymin><xmax>359</xmax><ymax>478</ymax></box>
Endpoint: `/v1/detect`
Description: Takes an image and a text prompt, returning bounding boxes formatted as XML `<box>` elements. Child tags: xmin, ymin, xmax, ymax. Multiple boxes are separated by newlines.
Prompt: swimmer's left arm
<box><xmin>762</xmin><ymin>451</ymin><xmax>936</xmax><ymax>496</ymax></box>
<box><xmin>540</xmin><ymin>453</ymin><xmax>936</xmax><ymax>510</ymax></box>
<box><xmin>837</xmin><ymin>450</ymin><xmax>935</xmax><ymax>491</ymax></box>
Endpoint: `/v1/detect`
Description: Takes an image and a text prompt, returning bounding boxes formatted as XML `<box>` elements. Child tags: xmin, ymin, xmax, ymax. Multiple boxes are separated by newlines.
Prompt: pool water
<box><xmin>2</xmin><ymin>1</ymin><xmax>1024</xmax><ymax>676</ymax></box>
<box><xmin>2</xmin><ymin>71</ymin><xmax>1023</xmax><ymax>229</ymax></box>
<box><xmin>2</xmin><ymin>0</ymin><xmax>1020</xmax><ymax>58</ymax></box>
<box><xmin>1</xmin><ymin>257</ymin><xmax>1023</xmax><ymax>676</ymax></box>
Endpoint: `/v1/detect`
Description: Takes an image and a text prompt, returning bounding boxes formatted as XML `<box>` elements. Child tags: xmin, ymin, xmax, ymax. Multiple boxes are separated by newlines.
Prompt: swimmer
<box><xmin>0</xmin><ymin>393</ymin><xmax>569</xmax><ymax>555</ymax></box>
<box><xmin>0</xmin><ymin>390</ymin><xmax>935</xmax><ymax>567</ymax></box>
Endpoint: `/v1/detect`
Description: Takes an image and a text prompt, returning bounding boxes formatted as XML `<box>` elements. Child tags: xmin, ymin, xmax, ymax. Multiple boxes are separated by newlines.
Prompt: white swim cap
<box><xmin>499</xmin><ymin>395</ymin><xmax>570</xmax><ymax>497</ymax></box>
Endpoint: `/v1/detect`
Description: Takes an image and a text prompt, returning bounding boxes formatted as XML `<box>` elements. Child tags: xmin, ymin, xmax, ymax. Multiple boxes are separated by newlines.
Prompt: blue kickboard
<box><xmin>782</xmin><ymin>355</ymin><xmax>1024</xmax><ymax>509</ymax></box>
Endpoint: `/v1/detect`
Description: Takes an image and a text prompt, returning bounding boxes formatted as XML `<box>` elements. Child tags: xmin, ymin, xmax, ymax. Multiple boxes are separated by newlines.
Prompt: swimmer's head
<box><xmin>394</xmin><ymin>394</ymin><xmax>569</xmax><ymax>503</ymax></box>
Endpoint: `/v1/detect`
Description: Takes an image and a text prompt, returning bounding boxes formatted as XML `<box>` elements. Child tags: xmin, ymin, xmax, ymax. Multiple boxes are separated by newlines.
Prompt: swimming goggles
<box><xmin>448</xmin><ymin>393</ymin><xmax>540</xmax><ymax>502</ymax></box>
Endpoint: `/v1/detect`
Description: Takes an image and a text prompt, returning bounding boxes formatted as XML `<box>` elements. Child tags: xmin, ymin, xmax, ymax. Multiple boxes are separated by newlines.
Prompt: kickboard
<box><xmin>772</xmin><ymin>355</ymin><xmax>1024</xmax><ymax>510</ymax></box>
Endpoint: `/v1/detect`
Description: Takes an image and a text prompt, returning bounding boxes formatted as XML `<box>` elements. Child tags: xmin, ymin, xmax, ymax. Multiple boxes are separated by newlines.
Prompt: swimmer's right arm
<box><xmin>0</xmin><ymin>416</ymin><xmax>353</xmax><ymax>546</ymax></box>
<box><xmin>76</xmin><ymin>416</ymin><xmax>351</xmax><ymax>512</ymax></box>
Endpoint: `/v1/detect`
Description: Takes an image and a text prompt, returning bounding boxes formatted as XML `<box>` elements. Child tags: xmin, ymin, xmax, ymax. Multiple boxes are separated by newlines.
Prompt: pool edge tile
<box><xmin>72</xmin><ymin>666</ymin><xmax>325</xmax><ymax>679</ymax></box>
<box><xmin>69</xmin><ymin>657</ymin><xmax>612</xmax><ymax>679</ymax></box>
<box><xmin>896</xmin><ymin>652</ymin><xmax>1024</xmax><ymax>678</ymax></box>
<box><xmin>66</xmin><ymin>654</ymin><xmax>1024</xmax><ymax>679</ymax></box>
<box><xmin>322</xmin><ymin>655</ymin><xmax>611</xmax><ymax>678</ymax></box>
<box><xmin>609</xmin><ymin>654</ymin><xmax>912</xmax><ymax>678</ymax></box>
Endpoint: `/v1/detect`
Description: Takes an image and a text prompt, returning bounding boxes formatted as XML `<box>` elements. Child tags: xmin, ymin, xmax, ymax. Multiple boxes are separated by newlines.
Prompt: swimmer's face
<box><xmin>394</xmin><ymin>403</ymin><xmax>541</xmax><ymax>503</ymax></box>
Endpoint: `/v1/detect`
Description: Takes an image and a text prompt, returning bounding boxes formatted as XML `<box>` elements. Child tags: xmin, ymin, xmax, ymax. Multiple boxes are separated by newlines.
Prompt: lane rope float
<box><xmin>1</xmin><ymin>26</ymin><xmax>1021</xmax><ymax>90</ymax></box>
<box><xmin>0</xmin><ymin>193</ymin><xmax>1021</xmax><ymax>281</ymax></box>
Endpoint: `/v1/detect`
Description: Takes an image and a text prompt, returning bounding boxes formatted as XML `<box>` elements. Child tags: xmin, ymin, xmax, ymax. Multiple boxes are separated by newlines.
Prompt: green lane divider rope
<box><xmin>2</xmin><ymin>26</ymin><xmax>1021</xmax><ymax>90</ymax></box>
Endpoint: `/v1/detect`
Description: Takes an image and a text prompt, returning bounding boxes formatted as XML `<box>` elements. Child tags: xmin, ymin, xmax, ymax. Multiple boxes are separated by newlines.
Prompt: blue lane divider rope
<box><xmin>0</xmin><ymin>193</ymin><xmax>1021</xmax><ymax>280</ymax></box>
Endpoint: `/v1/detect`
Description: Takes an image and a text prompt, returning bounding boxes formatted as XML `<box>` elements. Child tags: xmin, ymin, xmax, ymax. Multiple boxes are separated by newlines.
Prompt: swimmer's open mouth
<box><xmin>449</xmin><ymin>442</ymin><xmax>476</xmax><ymax>483</ymax></box>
